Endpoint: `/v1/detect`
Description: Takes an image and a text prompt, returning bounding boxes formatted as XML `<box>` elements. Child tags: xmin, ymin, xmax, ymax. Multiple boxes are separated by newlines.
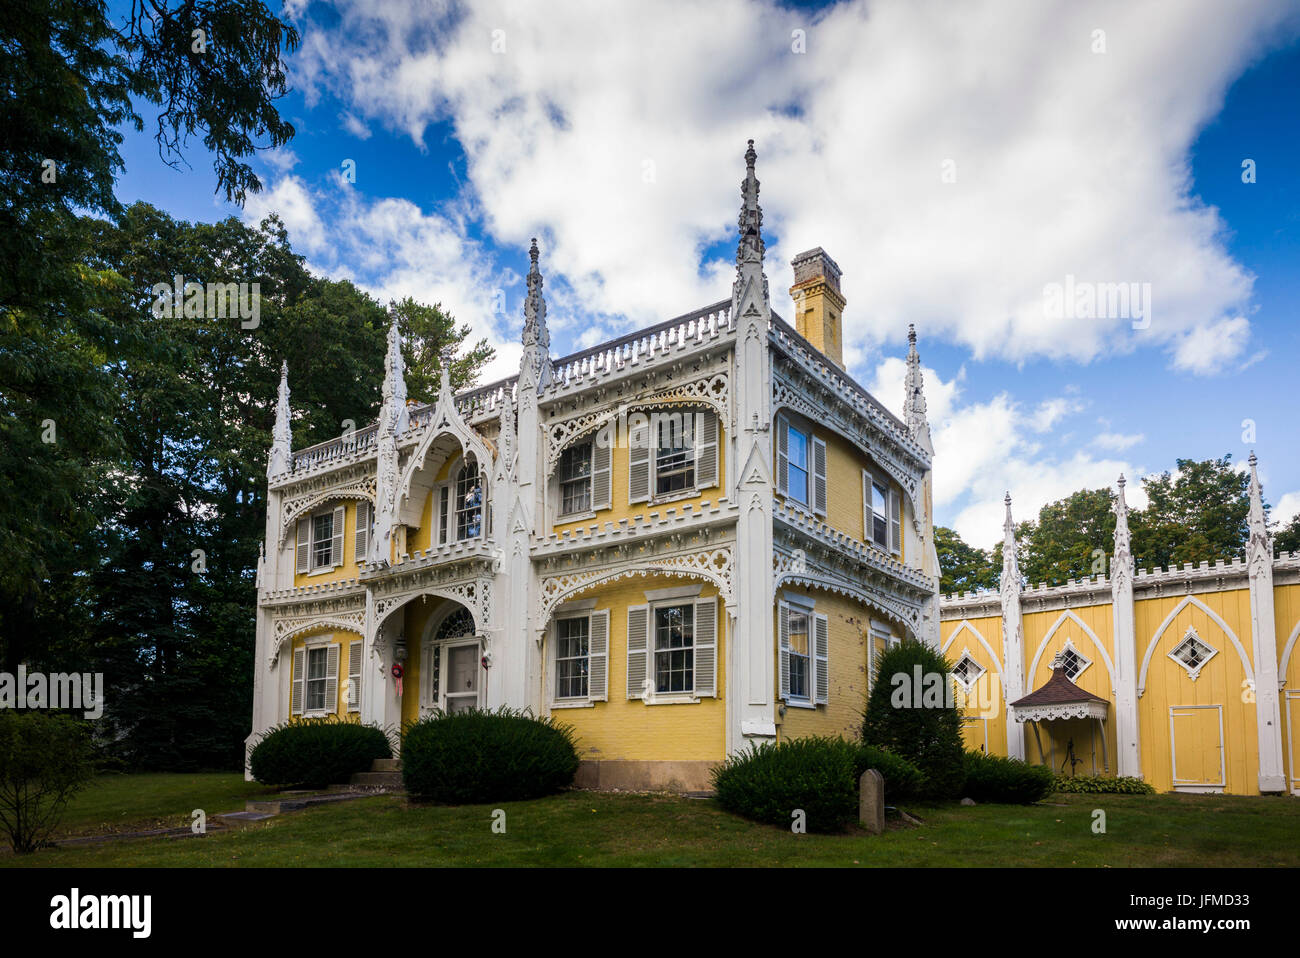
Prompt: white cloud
<box><xmin>282</xmin><ymin>0</ymin><xmax>1295</xmax><ymax>372</ymax></box>
<box><xmin>242</xmin><ymin>175</ymin><xmax>326</xmax><ymax>253</ymax></box>
<box><xmin>1094</xmin><ymin>431</ymin><xmax>1146</xmax><ymax>451</ymax></box>
<box><xmin>339</xmin><ymin>112</ymin><xmax>372</xmax><ymax>140</ymax></box>
<box><xmin>1274</xmin><ymin>491</ymin><xmax>1300</xmax><ymax>527</ymax></box>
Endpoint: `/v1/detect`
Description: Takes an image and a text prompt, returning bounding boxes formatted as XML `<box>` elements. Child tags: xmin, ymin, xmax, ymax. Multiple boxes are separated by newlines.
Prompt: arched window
<box><xmin>435</xmin><ymin>607</ymin><xmax>476</xmax><ymax>642</ymax></box>
<box><xmin>455</xmin><ymin>455</ymin><xmax>482</xmax><ymax>540</ymax></box>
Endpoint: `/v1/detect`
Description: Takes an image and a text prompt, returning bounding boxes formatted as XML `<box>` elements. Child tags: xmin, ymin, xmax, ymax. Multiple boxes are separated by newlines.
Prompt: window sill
<box><xmin>557</xmin><ymin>510</ymin><xmax>598</xmax><ymax>523</ymax></box>
<box><xmin>551</xmin><ymin>699</ymin><xmax>595</xmax><ymax>710</ymax></box>
<box><xmin>304</xmin><ymin>564</ymin><xmax>342</xmax><ymax>577</ymax></box>
<box><xmin>782</xmin><ymin>697</ymin><xmax>817</xmax><ymax>710</ymax></box>
<box><xmin>643</xmin><ymin>693</ymin><xmax>702</xmax><ymax>706</ymax></box>
<box><xmin>649</xmin><ymin>489</ymin><xmax>700</xmax><ymax>507</ymax></box>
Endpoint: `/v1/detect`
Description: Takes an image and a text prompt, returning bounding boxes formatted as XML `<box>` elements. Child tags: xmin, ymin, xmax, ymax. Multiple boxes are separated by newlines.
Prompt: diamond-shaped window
<box><xmin>1053</xmin><ymin>640</ymin><xmax>1092</xmax><ymax>682</ymax></box>
<box><xmin>951</xmin><ymin>651</ymin><xmax>986</xmax><ymax>692</ymax></box>
<box><xmin>1168</xmin><ymin>628</ymin><xmax>1217</xmax><ymax>681</ymax></box>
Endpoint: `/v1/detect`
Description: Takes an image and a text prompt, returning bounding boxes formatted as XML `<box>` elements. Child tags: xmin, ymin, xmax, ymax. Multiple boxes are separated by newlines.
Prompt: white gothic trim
<box><xmin>1025</xmin><ymin>609</ymin><xmax>1114</xmax><ymax>688</ymax></box>
<box><xmin>1138</xmin><ymin>594</ymin><xmax>1255</xmax><ymax>695</ymax></box>
<box><xmin>942</xmin><ymin>619</ymin><xmax>1005</xmax><ymax>688</ymax></box>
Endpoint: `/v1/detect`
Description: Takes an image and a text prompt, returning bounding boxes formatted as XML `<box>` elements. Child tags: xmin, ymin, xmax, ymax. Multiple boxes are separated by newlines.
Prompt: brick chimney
<box><xmin>789</xmin><ymin>248</ymin><xmax>845</xmax><ymax>369</ymax></box>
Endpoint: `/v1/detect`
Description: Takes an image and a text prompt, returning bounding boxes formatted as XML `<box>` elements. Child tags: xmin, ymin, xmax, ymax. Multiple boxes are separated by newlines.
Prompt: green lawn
<box><xmin>5</xmin><ymin>782</ymin><xmax>1298</xmax><ymax>867</ymax></box>
<box><xmin>49</xmin><ymin>772</ymin><xmax>275</xmax><ymax>838</ymax></box>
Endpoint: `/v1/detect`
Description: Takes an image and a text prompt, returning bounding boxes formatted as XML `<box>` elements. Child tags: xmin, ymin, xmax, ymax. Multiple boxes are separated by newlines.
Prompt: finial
<box><xmin>1118</xmin><ymin>473</ymin><xmax>1126</xmax><ymax>488</ymax></box>
<box><xmin>529</xmin><ymin>237</ymin><xmax>539</xmax><ymax>271</ymax></box>
<box><xmin>908</xmin><ymin>324</ymin><xmax>917</xmax><ymax>347</ymax></box>
<box><xmin>745</xmin><ymin>139</ymin><xmax>756</xmax><ymax>169</ymax></box>
<box><xmin>1249</xmin><ymin>450</ymin><xmax>1258</xmax><ymax>469</ymax></box>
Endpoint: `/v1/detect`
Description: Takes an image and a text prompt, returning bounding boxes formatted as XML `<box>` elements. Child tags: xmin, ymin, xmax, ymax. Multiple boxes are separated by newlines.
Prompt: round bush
<box><xmin>249</xmin><ymin>716</ymin><xmax>392</xmax><ymax>788</ymax></box>
<box><xmin>961</xmin><ymin>750</ymin><xmax>1054</xmax><ymax>804</ymax></box>
<box><xmin>861</xmin><ymin>639</ymin><xmax>967</xmax><ymax>800</ymax></box>
<box><xmin>712</xmin><ymin>736</ymin><xmax>861</xmax><ymax>833</ymax></box>
<box><xmin>401</xmin><ymin>707</ymin><xmax>579</xmax><ymax>803</ymax></box>
<box><xmin>0</xmin><ymin>711</ymin><xmax>95</xmax><ymax>853</ymax></box>
<box><xmin>1052</xmin><ymin>774</ymin><xmax>1155</xmax><ymax>795</ymax></box>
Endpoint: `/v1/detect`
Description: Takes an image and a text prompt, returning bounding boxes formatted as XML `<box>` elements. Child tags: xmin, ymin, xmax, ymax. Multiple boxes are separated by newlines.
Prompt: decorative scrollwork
<box><xmin>539</xmin><ymin>546</ymin><xmax>734</xmax><ymax>623</ymax></box>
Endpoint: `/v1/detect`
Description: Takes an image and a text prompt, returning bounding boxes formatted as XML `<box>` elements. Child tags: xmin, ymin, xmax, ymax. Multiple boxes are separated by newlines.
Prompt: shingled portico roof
<box><xmin>1009</xmin><ymin>664</ymin><xmax>1109</xmax><ymax>723</ymax></box>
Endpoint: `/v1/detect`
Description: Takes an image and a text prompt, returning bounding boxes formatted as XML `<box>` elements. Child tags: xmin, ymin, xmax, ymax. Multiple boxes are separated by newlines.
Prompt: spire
<box><xmin>1247</xmin><ymin>452</ymin><xmax>1271</xmax><ymax>572</ymax></box>
<box><xmin>267</xmin><ymin>360</ymin><xmax>292</xmax><ymax>479</ymax></box>
<box><xmin>1001</xmin><ymin>492</ymin><xmax>1021</xmax><ymax>590</ymax></box>
<box><xmin>738</xmin><ymin>139</ymin><xmax>764</xmax><ymax>266</ymax></box>
<box><xmin>1112</xmin><ymin>474</ymin><xmax>1134</xmax><ymax>586</ymax></box>
<box><xmin>903</xmin><ymin>324</ymin><xmax>932</xmax><ymax>452</ymax></box>
<box><xmin>520</xmin><ymin>238</ymin><xmax>552</xmax><ymax>390</ymax></box>
<box><xmin>731</xmin><ymin>139</ymin><xmax>770</xmax><ymax>323</ymax></box>
<box><xmin>381</xmin><ymin>307</ymin><xmax>409</xmax><ymax>436</ymax></box>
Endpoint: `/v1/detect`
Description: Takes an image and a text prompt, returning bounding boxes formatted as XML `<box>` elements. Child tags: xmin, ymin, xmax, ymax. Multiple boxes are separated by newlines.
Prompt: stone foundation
<box><xmin>575</xmin><ymin>759</ymin><xmax>718</xmax><ymax>793</ymax></box>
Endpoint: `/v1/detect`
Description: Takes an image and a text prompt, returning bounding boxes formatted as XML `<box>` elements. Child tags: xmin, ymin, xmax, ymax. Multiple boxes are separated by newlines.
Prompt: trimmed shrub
<box><xmin>712</xmin><ymin>736</ymin><xmax>860</xmax><ymax>832</ymax></box>
<box><xmin>857</xmin><ymin>744</ymin><xmax>926</xmax><ymax>803</ymax></box>
<box><xmin>961</xmin><ymin>751</ymin><xmax>1054</xmax><ymax>804</ymax></box>
<box><xmin>249</xmin><ymin>716</ymin><xmax>391</xmax><ymax>788</ymax></box>
<box><xmin>1053</xmin><ymin>774</ymin><xmax>1155</xmax><ymax>795</ymax></box>
<box><xmin>401</xmin><ymin>707</ymin><xmax>579</xmax><ymax>803</ymax></box>
<box><xmin>0</xmin><ymin>711</ymin><xmax>95</xmax><ymax>853</ymax></box>
<box><xmin>862</xmin><ymin>640</ymin><xmax>967</xmax><ymax>800</ymax></box>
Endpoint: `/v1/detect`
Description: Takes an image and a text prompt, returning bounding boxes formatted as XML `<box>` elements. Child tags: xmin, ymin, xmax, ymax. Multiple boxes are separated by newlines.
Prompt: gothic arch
<box><xmin>1137</xmin><ymin>594</ymin><xmax>1255</xmax><ymax>695</ymax></box>
<box><xmin>772</xmin><ymin>570</ymin><xmax>922</xmax><ymax>641</ymax></box>
<box><xmin>539</xmin><ymin>556</ymin><xmax>733</xmax><ymax>625</ymax></box>
<box><xmin>279</xmin><ymin>485</ymin><xmax>375</xmax><ymax>548</ymax></box>
<box><xmin>269</xmin><ymin>616</ymin><xmax>365</xmax><ymax>669</ymax></box>
<box><xmin>942</xmin><ymin>619</ymin><xmax>1006</xmax><ymax>685</ymax></box>
<box><xmin>1026</xmin><ymin>609</ymin><xmax>1116</xmax><ymax>688</ymax></box>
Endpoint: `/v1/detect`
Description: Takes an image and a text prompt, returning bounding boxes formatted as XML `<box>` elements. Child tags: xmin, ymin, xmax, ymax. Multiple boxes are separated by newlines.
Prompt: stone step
<box><xmin>350</xmin><ymin>770</ymin><xmax>403</xmax><ymax>787</ymax></box>
<box><xmin>371</xmin><ymin>758</ymin><xmax>402</xmax><ymax>772</ymax></box>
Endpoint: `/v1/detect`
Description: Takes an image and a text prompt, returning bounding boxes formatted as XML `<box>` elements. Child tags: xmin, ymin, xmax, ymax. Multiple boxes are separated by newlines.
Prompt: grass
<box><xmin>49</xmin><ymin>772</ymin><xmax>275</xmax><ymax>839</ymax></box>
<box><xmin>4</xmin><ymin>783</ymin><xmax>1298</xmax><ymax>867</ymax></box>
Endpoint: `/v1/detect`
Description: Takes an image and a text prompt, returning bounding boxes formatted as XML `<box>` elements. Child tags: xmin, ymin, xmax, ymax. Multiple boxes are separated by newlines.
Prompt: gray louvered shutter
<box><xmin>291</xmin><ymin>647</ymin><xmax>305</xmax><ymax>716</ymax></box>
<box><xmin>629</xmin><ymin>417</ymin><xmax>651</xmax><ymax>503</ymax></box>
<box><xmin>776</xmin><ymin>416</ymin><xmax>789</xmax><ymax>495</ymax></box>
<box><xmin>592</xmin><ymin>429</ymin><xmax>612</xmax><ymax>510</ymax></box>
<box><xmin>888</xmin><ymin>487</ymin><xmax>901</xmax><ymax>557</ymax></box>
<box><xmin>862</xmin><ymin>470</ymin><xmax>872</xmax><ymax>543</ymax></box>
<box><xmin>812</xmin><ymin>437</ymin><xmax>828</xmax><ymax>516</ymax></box>
<box><xmin>330</xmin><ymin>505</ymin><xmax>345</xmax><ymax>566</ymax></box>
<box><xmin>814</xmin><ymin>613</ymin><xmax>829</xmax><ymax>705</ymax></box>
<box><xmin>325</xmin><ymin>642</ymin><xmax>340</xmax><ymax>713</ymax></box>
<box><xmin>348</xmin><ymin>639</ymin><xmax>362</xmax><ymax>712</ymax></box>
<box><xmin>589</xmin><ymin>610</ymin><xmax>609</xmax><ymax>702</ymax></box>
<box><xmin>296</xmin><ymin>519</ymin><xmax>309</xmax><ymax>574</ymax></box>
<box><xmin>778</xmin><ymin>601</ymin><xmax>791</xmax><ymax>701</ymax></box>
<box><xmin>694</xmin><ymin>410</ymin><xmax>718</xmax><ymax>490</ymax></box>
<box><xmin>626</xmin><ymin>605</ymin><xmax>649</xmax><ymax>698</ymax></box>
<box><xmin>693</xmin><ymin>597</ymin><xmax>716</xmax><ymax>697</ymax></box>
<box><xmin>355</xmin><ymin>501</ymin><xmax>369</xmax><ymax>562</ymax></box>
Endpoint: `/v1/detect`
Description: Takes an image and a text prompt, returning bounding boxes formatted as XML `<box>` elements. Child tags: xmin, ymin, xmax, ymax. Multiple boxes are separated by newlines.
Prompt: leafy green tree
<box><xmin>394</xmin><ymin>297</ymin><xmax>497</xmax><ymax>402</ymax></box>
<box><xmin>1131</xmin><ymin>456</ymin><xmax>1250</xmax><ymax>571</ymax></box>
<box><xmin>1275</xmin><ymin>514</ymin><xmax>1300</xmax><ymax>557</ymax></box>
<box><xmin>0</xmin><ymin>712</ymin><xmax>95</xmax><ymax>853</ymax></box>
<box><xmin>1017</xmin><ymin>488</ymin><xmax>1115</xmax><ymax>586</ymax></box>
<box><xmin>862</xmin><ymin>640</ymin><xmax>966</xmax><ymax>801</ymax></box>
<box><xmin>934</xmin><ymin>526</ymin><xmax>999</xmax><ymax>594</ymax></box>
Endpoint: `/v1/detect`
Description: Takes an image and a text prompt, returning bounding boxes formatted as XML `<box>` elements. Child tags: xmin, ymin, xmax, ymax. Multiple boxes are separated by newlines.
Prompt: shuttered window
<box><xmin>693</xmin><ymin>597</ymin><xmax>717</xmax><ymax>697</ymax></box>
<box><xmin>864</xmin><ymin>471</ymin><xmax>890</xmax><ymax>550</ymax></box>
<box><xmin>591</xmin><ymin>426</ymin><xmax>613</xmax><ymax>510</ymax></box>
<box><xmin>629</xmin><ymin>408</ymin><xmax>718</xmax><ymax>504</ymax></box>
<box><xmin>354</xmin><ymin>501</ymin><xmax>370</xmax><ymax>563</ymax></box>
<box><xmin>812</xmin><ymin>437</ymin><xmax>827</xmax><ymax>516</ymax></box>
<box><xmin>780</xmin><ymin>598</ymin><xmax>826</xmax><ymax>707</ymax></box>
<box><xmin>348</xmin><ymin>639</ymin><xmax>362</xmax><ymax>712</ymax></box>
<box><xmin>291</xmin><ymin>648</ymin><xmax>305</xmax><ymax>715</ymax></box>
<box><xmin>559</xmin><ymin>442</ymin><xmax>594</xmax><ymax>516</ymax></box>
<box><xmin>888</xmin><ymin>487</ymin><xmax>901</xmax><ymax>557</ymax></box>
<box><xmin>776</xmin><ymin>415</ymin><xmax>790</xmax><ymax>495</ymax></box>
<box><xmin>296</xmin><ymin>519</ymin><xmax>310</xmax><ymax>574</ymax></box>
<box><xmin>693</xmin><ymin>411</ymin><xmax>719</xmax><ymax>490</ymax></box>
<box><xmin>626</xmin><ymin>605</ymin><xmax>649</xmax><ymax>698</ymax></box>
<box><xmin>555</xmin><ymin>615</ymin><xmax>591</xmax><ymax>699</ymax></box>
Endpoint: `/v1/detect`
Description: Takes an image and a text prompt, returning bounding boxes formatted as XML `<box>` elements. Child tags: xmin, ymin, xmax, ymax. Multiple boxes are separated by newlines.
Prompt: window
<box><xmin>776</xmin><ymin>415</ymin><xmax>825</xmax><ymax>514</ymax></box>
<box><xmin>870</xmin><ymin>480</ymin><xmax>888</xmax><ymax>548</ymax></box>
<box><xmin>628</xmin><ymin>409</ymin><xmax>717</xmax><ymax>504</ymax></box>
<box><xmin>654</xmin><ymin>414</ymin><xmax>695</xmax><ymax>497</ymax></box>
<box><xmin>438</xmin><ymin>456</ymin><xmax>484</xmax><ymax>543</ymax></box>
<box><xmin>1169</xmin><ymin>628</ymin><xmax>1217</xmax><ymax>681</ymax></box>
<box><xmin>787</xmin><ymin>427</ymin><xmax>809</xmax><ymax>505</ymax></box>
<box><xmin>559</xmin><ymin>442</ymin><xmax>593</xmax><ymax>515</ymax></box>
<box><xmin>779</xmin><ymin>600</ymin><xmax>828</xmax><ymax>705</ymax></box>
<box><xmin>654</xmin><ymin>604</ymin><xmax>694</xmax><ymax>693</ymax></box>
<box><xmin>555</xmin><ymin>616</ymin><xmax>590</xmax><ymax>699</ymax></box>
<box><xmin>951</xmin><ymin>651</ymin><xmax>985</xmax><ymax>692</ymax></box>
<box><xmin>1054</xmin><ymin>641</ymin><xmax>1092</xmax><ymax>681</ymax></box>
<box><xmin>863</xmin><ymin>471</ymin><xmax>900</xmax><ymax>555</ymax></box>
<box><xmin>305</xmin><ymin>647</ymin><xmax>328</xmax><ymax>713</ymax></box>
<box><xmin>788</xmin><ymin>610</ymin><xmax>810</xmax><ymax>700</ymax></box>
<box><xmin>312</xmin><ymin>512</ymin><xmax>334</xmax><ymax>569</ymax></box>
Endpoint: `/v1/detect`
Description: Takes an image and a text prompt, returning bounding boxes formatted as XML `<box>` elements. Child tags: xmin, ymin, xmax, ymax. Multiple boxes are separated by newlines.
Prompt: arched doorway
<box><xmin>420</xmin><ymin>603</ymin><xmax>482</xmax><ymax>714</ymax></box>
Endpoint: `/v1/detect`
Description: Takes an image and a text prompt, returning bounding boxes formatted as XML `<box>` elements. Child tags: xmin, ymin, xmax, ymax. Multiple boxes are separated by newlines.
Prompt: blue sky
<box><xmin>109</xmin><ymin>0</ymin><xmax>1300</xmax><ymax>548</ymax></box>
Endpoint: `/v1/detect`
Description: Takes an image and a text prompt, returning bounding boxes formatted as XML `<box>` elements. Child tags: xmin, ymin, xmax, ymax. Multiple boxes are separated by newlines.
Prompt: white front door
<box><xmin>443</xmin><ymin>642</ymin><xmax>482</xmax><ymax>713</ymax></box>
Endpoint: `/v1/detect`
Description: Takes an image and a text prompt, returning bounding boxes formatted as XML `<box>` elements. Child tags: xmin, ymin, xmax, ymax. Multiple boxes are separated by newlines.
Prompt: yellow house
<box><xmin>248</xmin><ymin>141</ymin><xmax>943</xmax><ymax>790</ymax></box>
<box><xmin>941</xmin><ymin>461</ymin><xmax>1298</xmax><ymax>796</ymax></box>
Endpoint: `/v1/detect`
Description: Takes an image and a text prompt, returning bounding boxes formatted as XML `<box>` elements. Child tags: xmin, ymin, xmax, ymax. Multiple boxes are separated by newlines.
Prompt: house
<box><xmin>248</xmin><ymin>141</ymin><xmax>942</xmax><ymax>790</ymax></box>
